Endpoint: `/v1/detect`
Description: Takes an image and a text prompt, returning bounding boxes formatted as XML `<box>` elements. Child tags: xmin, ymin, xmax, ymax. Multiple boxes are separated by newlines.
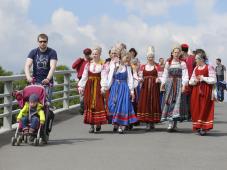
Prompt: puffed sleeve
<box><xmin>107</xmin><ymin>62</ymin><xmax>115</xmax><ymax>89</ymax></box>
<box><xmin>181</xmin><ymin>61</ymin><xmax>189</xmax><ymax>86</ymax></box>
<box><xmin>132</xmin><ymin>68</ymin><xmax>139</xmax><ymax>88</ymax></box>
<box><xmin>161</xmin><ymin>62</ymin><xmax>169</xmax><ymax>84</ymax></box>
<box><xmin>201</xmin><ymin>65</ymin><xmax>217</xmax><ymax>84</ymax></box>
<box><xmin>101</xmin><ymin>64</ymin><xmax>108</xmax><ymax>89</ymax></box>
<box><xmin>189</xmin><ymin>66</ymin><xmax>198</xmax><ymax>85</ymax></box>
<box><xmin>127</xmin><ymin>66</ymin><xmax>134</xmax><ymax>93</ymax></box>
<box><xmin>78</xmin><ymin>63</ymin><xmax>89</xmax><ymax>89</ymax></box>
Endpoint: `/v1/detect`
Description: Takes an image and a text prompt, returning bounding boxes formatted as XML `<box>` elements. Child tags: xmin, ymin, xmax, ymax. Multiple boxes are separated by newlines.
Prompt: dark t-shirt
<box><xmin>27</xmin><ymin>47</ymin><xmax>57</xmax><ymax>83</ymax></box>
<box><xmin>215</xmin><ymin>64</ymin><xmax>226</xmax><ymax>76</ymax></box>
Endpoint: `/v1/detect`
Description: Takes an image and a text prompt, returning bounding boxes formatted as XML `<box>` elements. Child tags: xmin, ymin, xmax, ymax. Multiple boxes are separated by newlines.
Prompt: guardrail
<box><xmin>0</xmin><ymin>70</ymin><xmax>79</xmax><ymax>133</ymax></box>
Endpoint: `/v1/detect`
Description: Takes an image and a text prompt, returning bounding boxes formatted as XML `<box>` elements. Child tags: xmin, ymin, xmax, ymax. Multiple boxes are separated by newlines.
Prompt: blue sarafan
<box><xmin>108</xmin><ymin>67</ymin><xmax>137</xmax><ymax>126</ymax></box>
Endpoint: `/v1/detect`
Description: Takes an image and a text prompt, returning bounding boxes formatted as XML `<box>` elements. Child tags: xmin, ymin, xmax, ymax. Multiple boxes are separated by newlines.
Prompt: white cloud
<box><xmin>116</xmin><ymin>0</ymin><xmax>188</xmax><ymax>16</ymax></box>
<box><xmin>0</xmin><ymin>5</ymin><xmax>98</xmax><ymax>73</ymax></box>
<box><xmin>1</xmin><ymin>0</ymin><xmax>227</xmax><ymax>74</ymax></box>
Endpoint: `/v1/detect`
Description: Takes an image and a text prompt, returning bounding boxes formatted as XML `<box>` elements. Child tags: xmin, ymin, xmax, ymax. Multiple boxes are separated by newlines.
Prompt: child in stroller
<box><xmin>11</xmin><ymin>84</ymin><xmax>54</xmax><ymax>146</ymax></box>
<box><xmin>17</xmin><ymin>93</ymin><xmax>45</xmax><ymax>142</ymax></box>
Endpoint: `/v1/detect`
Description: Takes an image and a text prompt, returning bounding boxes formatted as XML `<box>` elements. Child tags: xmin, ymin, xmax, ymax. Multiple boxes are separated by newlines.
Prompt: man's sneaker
<box><xmin>49</xmin><ymin>105</ymin><xmax>56</xmax><ymax>111</ymax></box>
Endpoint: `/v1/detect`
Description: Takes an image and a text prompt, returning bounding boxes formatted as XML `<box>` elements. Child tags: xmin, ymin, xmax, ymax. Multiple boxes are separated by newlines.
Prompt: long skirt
<box><xmin>84</xmin><ymin>73</ymin><xmax>107</xmax><ymax>125</ymax></box>
<box><xmin>191</xmin><ymin>82</ymin><xmax>214</xmax><ymax>131</ymax></box>
<box><xmin>137</xmin><ymin>76</ymin><xmax>161</xmax><ymax>123</ymax></box>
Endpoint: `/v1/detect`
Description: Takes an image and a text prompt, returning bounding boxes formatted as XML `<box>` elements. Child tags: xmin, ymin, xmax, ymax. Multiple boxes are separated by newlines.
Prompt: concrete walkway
<box><xmin>0</xmin><ymin>103</ymin><xmax>227</xmax><ymax>170</ymax></box>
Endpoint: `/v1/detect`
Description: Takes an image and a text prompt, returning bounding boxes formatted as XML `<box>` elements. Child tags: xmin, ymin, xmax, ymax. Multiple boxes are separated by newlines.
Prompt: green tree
<box><xmin>55</xmin><ymin>65</ymin><xmax>70</xmax><ymax>83</ymax></box>
<box><xmin>0</xmin><ymin>66</ymin><xmax>13</xmax><ymax>93</ymax></box>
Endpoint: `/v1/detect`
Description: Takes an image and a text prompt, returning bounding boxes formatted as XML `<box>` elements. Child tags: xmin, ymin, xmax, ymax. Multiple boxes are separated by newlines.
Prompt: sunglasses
<box><xmin>39</xmin><ymin>40</ymin><xmax>47</xmax><ymax>43</ymax></box>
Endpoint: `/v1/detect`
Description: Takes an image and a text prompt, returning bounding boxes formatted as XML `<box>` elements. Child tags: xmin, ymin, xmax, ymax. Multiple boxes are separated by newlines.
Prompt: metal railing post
<box><xmin>3</xmin><ymin>81</ymin><xmax>13</xmax><ymax>130</ymax></box>
<box><xmin>63</xmin><ymin>73</ymin><xmax>70</xmax><ymax>108</ymax></box>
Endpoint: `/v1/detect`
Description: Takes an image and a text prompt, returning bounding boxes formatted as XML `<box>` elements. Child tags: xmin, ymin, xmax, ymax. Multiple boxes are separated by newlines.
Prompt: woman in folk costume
<box><xmin>107</xmin><ymin>52</ymin><xmax>138</xmax><ymax>134</ymax></box>
<box><xmin>137</xmin><ymin>46</ymin><xmax>161</xmax><ymax>130</ymax></box>
<box><xmin>161</xmin><ymin>46</ymin><xmax>189</xmax><ymax>131</ymax></box>
<box><xmin>131</xmin><ymin>57</ymin><xmax>141</xmax><ymax>114</ymax></box>
<box><xmin>103</xmin><ymin>47</ymin><xmax>121</xmax><ymax>118</ymax></box>
<box><xmin>78</xmin><ymin>46</ymin><xmax>108</xmax><ymax>133</ymax></box>
<box><xmin>189</xmin><ymin>49</ymin><xmax>216</xmax><ymax>136</ymax></box>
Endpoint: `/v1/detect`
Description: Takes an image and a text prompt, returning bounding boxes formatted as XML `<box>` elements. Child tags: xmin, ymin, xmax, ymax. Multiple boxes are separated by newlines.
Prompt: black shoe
<box><xmin>199</xmin><ymin>129</ymin><xmax>207</xmax><ymax>136</ymax></box>
<box><xmin>96</xmin><ymin>126</ymin><xmax>101</xmax><ymax>132</ymax></box>
<box><xmin>113</xmin><ymin>126</ymin><xmax>118</xmax><ymax>132</ymax></box>
<box><xmin>49</xmin><ymin>105</ymin><xmax>56</xmax><ymax>111</ymax></box>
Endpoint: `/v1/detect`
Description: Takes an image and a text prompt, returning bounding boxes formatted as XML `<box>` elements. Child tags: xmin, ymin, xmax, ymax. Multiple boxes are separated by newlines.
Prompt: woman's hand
<box><xmin>182</xmin><ymin>85</ymin><xmax>186</xmax><ymax>93</ymax></box>
<box><xmin>78</xmin><ymin>87</ymin><xmax>84</xmax><ymax>95</ymax></box>
<box><xmin>130</xmin><ymin>92</ymin><xmax>135</xmax><ymax>102</ymax></box>
<box><xmin>160</xmin><ymin>83</ymin><xmax>165</xmax><ymax>91</ymax></box>
<box><xmin>156</xmin><ymin>78</ymin><xmax>161</xmax><ymax>83</ymax></box>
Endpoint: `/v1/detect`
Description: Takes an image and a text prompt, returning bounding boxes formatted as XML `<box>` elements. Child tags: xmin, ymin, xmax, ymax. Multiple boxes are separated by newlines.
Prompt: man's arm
<box><xmin>24</xmin><ymin>58</ymin><xmax>33</xmax><ymax>83</ymax></box>
<box><xmin>42</xmin><ymin>59</ymin><xmax>57</xmax><ymax>84</ymax></box>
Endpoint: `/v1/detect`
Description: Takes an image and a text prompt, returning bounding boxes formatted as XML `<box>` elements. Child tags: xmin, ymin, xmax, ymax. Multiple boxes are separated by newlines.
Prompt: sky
<box><xmin>0</xmin><ymin>0</ymin><xmax>227</xmax><ymax>74</ymax></box>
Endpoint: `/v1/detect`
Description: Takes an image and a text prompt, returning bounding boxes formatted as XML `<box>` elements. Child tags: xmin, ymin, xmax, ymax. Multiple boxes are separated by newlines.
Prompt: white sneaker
<box><xmin>118</xmin><ymin>127</ymin><xmax>124</xmax><ymax>134</ymax></box>
<box><xmin>167</xmin><ymin>121</ymin><xmax>173</xmax><ymax>131</ymax></box>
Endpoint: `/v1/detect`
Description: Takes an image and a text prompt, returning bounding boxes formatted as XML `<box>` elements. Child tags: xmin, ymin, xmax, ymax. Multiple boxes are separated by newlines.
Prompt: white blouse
<box><xmin>189</xmin><ymin>65</ymin><xmax>216</xmax><ymax>85</ymax></box>
<box><xmin>107</xmin><ymin>62</ymin><xmax>134</xmax><ymax>93</ymax></box>
<box><xmin>78</xmin><ymin>62</ymin><xmax>107</xmax><ymax>89</ymax></box>
<box><xmin>135</xmin><ymin>64</ymin><xmax>162</xmax><ymax>86</ymax></box>
<box><xmin>161</xmin><ymin>60</ymin><xmax>189</xmax><ymax>86</ymax></box>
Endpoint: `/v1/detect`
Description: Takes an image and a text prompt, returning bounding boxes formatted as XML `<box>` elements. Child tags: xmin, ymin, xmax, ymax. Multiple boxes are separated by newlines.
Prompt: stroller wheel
<box><xmin>24</xmin><ymin>135</ymin><xmax>28</xmax><ymax>143</ymax></box>
<box><xmin>28</xmin><ymin>136</ymin><xmax>34</xmax><ymax>145</ymax></box>
<box><xmin>16</xmin><ymin>136</ymin><xmax>22</xmax><ymax>146</ymax></box>
<box><xmin>38</xmin><ymin>138</ymin><xmax>43</xmax><ymax>145</ymax></box>
<box><xmin>11</xmin><ymin>137</ymin><xmax>16</xmax><ymax>146</ymax></box>
<box><xmin>33</xmin><ymin>138</ymin><xmax>38</xmax><ymax>146</ymax></box>
<box><xmin>43</xmin><ymin>134</ymin><xmax>49</xmax><ymax>144</ymax></box>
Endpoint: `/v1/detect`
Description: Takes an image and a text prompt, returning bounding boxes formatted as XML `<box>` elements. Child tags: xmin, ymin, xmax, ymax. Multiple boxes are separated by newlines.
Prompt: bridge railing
<box><xmin>0</xmin><ymin>70</ymin><xmax>79</xmax><ymax>133</ymax></box>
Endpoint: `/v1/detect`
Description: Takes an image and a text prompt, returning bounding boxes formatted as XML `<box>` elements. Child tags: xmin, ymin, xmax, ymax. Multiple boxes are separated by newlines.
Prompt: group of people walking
<box><xmin>72</xmin><ymin>42</ymin><xmax>221</xmax><ymax>136</ymax></box>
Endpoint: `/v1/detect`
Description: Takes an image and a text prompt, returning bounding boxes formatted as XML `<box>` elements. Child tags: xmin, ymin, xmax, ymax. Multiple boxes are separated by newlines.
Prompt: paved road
<box><xmin>0</xmin><ymin>103</ymin><xmax>227</xmax><ymax>170</ymax></box>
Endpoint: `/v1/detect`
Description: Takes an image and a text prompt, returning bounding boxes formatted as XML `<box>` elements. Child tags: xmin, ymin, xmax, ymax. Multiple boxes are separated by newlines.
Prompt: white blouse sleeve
<box><xmin>127</xmin><ymin>66</ymin><xmax>134</xmax><ymax>93</ymax></box>
<box><xmin>202</xmin><ymin>65</ymin><xmax>217</xmax><ymax>84</ymax></box>
<box><xmin>101</xmin><ymin>64</ymin><xmax>108</xmax><ymax>89</ymax></box>
<box><xmin>78</xmin><ymin>63</ymin><xmax>89</xmax><ymax>89</ymax></box>
<box><xmin>189</xmin><ymin>67</ymin><xmax>197</xmax><ymax>85</ymax></box>
<box><xmin>132</xmin><ymin>68</ymin><xmax>139</xmax><ymax>88</ymax></box>
<box><xmin>181</xmin><ymin>62</ymin><xmax>189</xmax><ymax>86</ymax></box>
<box><xmin>107</xmin><ymin>62</ymin><xmax>115</xmax><ymax>90</ymax></box>
<box><xmin>161</xmin><ymin>62</ymin><xmax>169</xmax><ymax>84</ymax></box>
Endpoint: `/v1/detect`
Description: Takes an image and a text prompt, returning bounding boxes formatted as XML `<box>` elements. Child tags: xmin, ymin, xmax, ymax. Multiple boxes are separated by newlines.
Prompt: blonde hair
<box><xmin>121</xmin><ymin>52</ymin><xmax>131</xmax><ymax>63</ymax></box>
<box><xmin>92</xmin><ymin>46</ymin><xmax>102</xmax><ymax>54</ymax></box>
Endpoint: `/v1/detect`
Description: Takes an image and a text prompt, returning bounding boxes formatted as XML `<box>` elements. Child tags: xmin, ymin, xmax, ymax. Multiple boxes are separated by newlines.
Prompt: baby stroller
<box><xmin>11</xmin><ymin>84</ymin><xmax>55</xmax><ymax>146</ymax></box>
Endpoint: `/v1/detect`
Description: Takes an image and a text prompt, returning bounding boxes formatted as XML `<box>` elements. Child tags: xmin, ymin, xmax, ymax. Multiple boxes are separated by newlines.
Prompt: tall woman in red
<box><xmin>137</xmin><ymin>46</ymin><xmax>161</xmax><ymax>130</ymax></box>
<box><xmin>189</xmin><ymin>49</ymin><xmax>216</xmax><ymax>136</ymax></box>
<box><xmin>78</xmin><ymin>47</ymin><xmax>108</xmax><ymax>133</ymax></box>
